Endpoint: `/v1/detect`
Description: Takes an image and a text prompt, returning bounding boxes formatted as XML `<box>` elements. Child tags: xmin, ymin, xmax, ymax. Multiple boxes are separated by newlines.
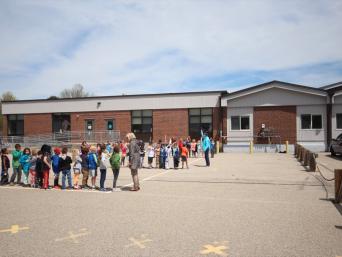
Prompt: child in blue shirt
<box><xmin>19</xmin><ymin>148</ymin><xmax>31</xmax><ymax>187</ymax></box>
<box><xmin>51</xmin><ymin>148</ymin><xmax>61</xmax><ymax>189</ymax></box>
<box><xmin>88</xmin><ymin>146</ymin><xmax>98</xmax><ymax>190</ymax></box>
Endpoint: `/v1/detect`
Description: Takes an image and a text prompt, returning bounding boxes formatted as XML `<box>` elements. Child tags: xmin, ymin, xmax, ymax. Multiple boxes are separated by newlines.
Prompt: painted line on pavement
<box><xmin>122</xmin><ymin>157</ymin><xmax>203</xmax><ymax>188</ymax></box>
<box><xmin>0</xmin><ymin>158</ymin><xmax>206</xmax><ymax>193</ymax></box>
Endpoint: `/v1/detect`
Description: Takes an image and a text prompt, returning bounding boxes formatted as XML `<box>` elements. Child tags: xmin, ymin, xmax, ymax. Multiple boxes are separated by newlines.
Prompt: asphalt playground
<box><xmin>0</xmin><ymin>153</ymin><xmax>341</xmax><ymax>257</ymax></box>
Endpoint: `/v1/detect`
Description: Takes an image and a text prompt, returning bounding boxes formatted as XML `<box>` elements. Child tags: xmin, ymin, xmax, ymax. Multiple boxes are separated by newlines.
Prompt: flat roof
<box><xmin>2</xmin><ymin>90</ymin><xmax>228</xmax><ymax>104</ymax></box>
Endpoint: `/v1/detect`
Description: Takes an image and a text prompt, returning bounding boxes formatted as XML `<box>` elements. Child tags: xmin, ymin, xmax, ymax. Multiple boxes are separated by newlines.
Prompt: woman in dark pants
<box><xmin>127</xmin><ymin>133</ymin><xmax>141</xmax><ymax>191</ymax></box>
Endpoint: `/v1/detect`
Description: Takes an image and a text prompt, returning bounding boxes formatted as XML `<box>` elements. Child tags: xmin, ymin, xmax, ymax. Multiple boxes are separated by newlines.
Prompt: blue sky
<box><xmin>0</xmin><ymin>0</ymin><xmax>342</xmax><ymax>99</ymax></box>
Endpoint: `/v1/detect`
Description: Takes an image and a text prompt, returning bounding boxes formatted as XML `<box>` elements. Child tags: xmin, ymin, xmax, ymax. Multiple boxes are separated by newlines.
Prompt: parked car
<box><xmin>330</xmin><ymin>133</ymin><xmax>342</xmax><ymax>156</ymax></box>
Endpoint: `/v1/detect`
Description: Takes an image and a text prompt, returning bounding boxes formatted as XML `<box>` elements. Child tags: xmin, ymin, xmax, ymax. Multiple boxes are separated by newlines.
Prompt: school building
<box><xmin>2</xmin><ymin>80</ymin><xmax>342</xmax><ymax>152</ymax></box>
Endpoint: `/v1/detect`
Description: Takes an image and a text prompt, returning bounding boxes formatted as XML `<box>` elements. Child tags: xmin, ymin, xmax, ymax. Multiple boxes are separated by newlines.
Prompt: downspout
<box><xmin>326</xmin><ymin>91</ymin><xmax>333</xmax><ymax>152</ymax></box>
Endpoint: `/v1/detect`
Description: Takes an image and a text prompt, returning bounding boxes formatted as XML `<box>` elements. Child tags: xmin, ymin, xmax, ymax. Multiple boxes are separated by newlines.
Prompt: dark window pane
<box><xmin>301</xmin><ymin>115</ymin><xmax>311</xmax><ymax>129</ymax></box>
<box><xmin>189</xmin><ymin>109</ymin><xmax>200</xmax><ymax>115</ymax></box>
<box><xmin>52</xmin><ymin>114</ymin><xmax>71</xmax><ymax>133</ymax></box>
<box><xmin>16</xmin><ymin>121</ymin><xmax>24</xmax><ymax>135</ymax></box>
<box><xmin>190</xmin><ymin>116</ymin><xmax>200</xmax><ymax>124</ymax></box>
<box><xmin>85</xmin><ymin>120</ymin><xmax>94</xmax><ymax>131</ymax></box>
<box><xmin>107</xmin><ymin>120</ymin><xmax>114</xmax><ymax>130</ymax></box>
<box><xmin>337</xmin><ymin>114</ymin><xmax>342</xmax><ymax>129</ymax></box>
<box><xmin>17</xmin><ymin>114</ymin><xmax>24</xmax><ymax>120</ymax></box>
<box><xmin>231</xmin><ymin>116</ymin><xmax>240</xmax><ymax>130</ymax></box>
<box><xmin>8</xmin><ymin>115</ymin><xmax>17</xmax><ymax>121</ymax></box>
<box><xmin>241</xmin><ymin>116</ymin><xmax>250</xmax><ymax>130</ymax></box>
<box><xmin>132</xmin><ymin>124</ymin><xmax>142</xmax><ymax>133</ymax></box>
<box><xmin>201</xmin><ymin>123</ymin><xmax>212</xmax><ymax>133</ymax></box>
<box><xmin>142</xmin><ymin>117</ymin><xmax>152</xmax><ymax>124</ymax></box>
<box><xmin>142</xmin><ymin>124</ymin><xmax>152</xmax><ymax>133</ymax></box>
<box><xmin>312</xmin><ymin>115</ymin><xmax>322</xmax><ymax>129</ymax></box>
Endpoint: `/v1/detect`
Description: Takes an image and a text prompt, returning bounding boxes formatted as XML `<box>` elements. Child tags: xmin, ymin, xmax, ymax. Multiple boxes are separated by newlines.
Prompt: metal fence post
<box><xmin>335</xmin><ymin>169</ymin><xmax>342</xmax><ymax>204</ymax></box>
<box><xmin>249</xmin><ymin>140</ymin><xmax>253</xmax><ymax>154</ymax></box>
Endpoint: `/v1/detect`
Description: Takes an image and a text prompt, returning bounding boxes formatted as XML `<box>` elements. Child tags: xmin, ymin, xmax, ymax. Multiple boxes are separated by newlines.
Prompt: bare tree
<box><xmin>0</xmin><ymin>91</ymin><xmax>17</xmax><ymax>133</ymax></box>
<box><xmin>60</xmin><ymin>84</ymin><xmax>91</xmax><ymax>98</ymax></box>
<box><xmin>1</xmin><ymin>91</ymin><xmax>16</xmax><ymax>101</ymax></box>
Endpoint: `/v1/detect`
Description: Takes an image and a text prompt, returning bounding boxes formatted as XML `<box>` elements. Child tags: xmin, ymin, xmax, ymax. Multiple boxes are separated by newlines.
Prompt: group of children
<box><xmin>0</xmin><ymin>142</ymin><xmax>122</xmax><ymax>192</ymax></box>
<box><xmin>0</xmin><ymin>135</ymin><xmax>216</xmax><ymax>190</ymax></box>
<box><xmin>140</xmin><ymin>136</ymin><xmax>216</xmax><ymax>170</ymax></box>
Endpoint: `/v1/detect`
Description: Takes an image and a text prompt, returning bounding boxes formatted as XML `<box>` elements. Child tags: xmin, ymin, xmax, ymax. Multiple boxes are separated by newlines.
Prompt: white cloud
<box><xmin>0</xmin><ymin>0</ymin><xmax>342</xmax><ymax>99</ymax></box>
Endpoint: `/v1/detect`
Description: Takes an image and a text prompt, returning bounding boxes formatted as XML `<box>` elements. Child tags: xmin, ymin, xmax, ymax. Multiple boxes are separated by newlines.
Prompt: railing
<box><xmin>0</xmin><ymin>130</ymin><xmax>121</xmax><ymax>148</ymax></box>
<box><xmin>294</xmin><ymin>143</ymin><xmax>342</xmax><ymax>203</ymax></box>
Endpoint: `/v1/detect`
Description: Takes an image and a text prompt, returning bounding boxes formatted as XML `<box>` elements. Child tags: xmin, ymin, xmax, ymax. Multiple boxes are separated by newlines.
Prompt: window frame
<box><xmin>7</xmin><ymin>114</ymin><xmax>24</xmax><ymax>136</ymax></box>
<box><xmin>105</xmin><ymin>119</ymin><xmax>115</xmax><ymax>131</ymax></box>
<box><xmin>230</xmin><ymin>115</ymin><xmax>250</xmax><ymax>131</ymax></box>
<box><xmin>188</xmin><ymin>108</ymin><xmax>213</xmax><ymax>139</ymax></box>
<box><xmin>131</xmin><ymin>110</ymin><xmax>153</xmax><ymax>134</ymax></box>
<box><xmin>300</xmin><ymin>114</ymin><xmax>323</xmax><ymax>130</ymax></box>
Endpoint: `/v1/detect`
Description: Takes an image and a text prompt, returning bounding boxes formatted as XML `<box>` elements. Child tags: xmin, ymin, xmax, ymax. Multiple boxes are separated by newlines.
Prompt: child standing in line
<box><xmin>146</xmin><ymin>143</ymin><xmax>155</xmax><ymax>169</ymax></box>
<box><xmin>164</xmin><ymin>144</ymin><xmax>172</xmax><ymax>170</ymax></box>
<box><xmin>191</xmin><ymin>139</ymin><xmax>197</xmax><ymax>158</ymax></box>
<box><xmin>1</xmin><ymin>148</ymin><xmax>10</xmax><ymax>185</ymax></box>
<box><xmin>110</xmin><ymin>145</ymin><xmax>121</xmax><ymax>192</ymax></box>
<box><xmin>120</xmin><ymin>142</ymin><xmax>127</xmax><ymax>166</ymax></box>
<box><xmin>197</xmin><ymin>140</ymin><xmax>202</xmax><ymax>158</ymax></box>
<box><xmin>41</xmin><ymin>145</ymin><xmax>52</xmax><ymax>190</ymax></box>
<box><xmin>29</xmin><ymin>149</ymin><xmax>38</xmax><ymax>188</ymax></box>
<box><xmin>73</xmin><ymin>149</ymin><xmax>82</xmax><ymax>189</ymax></box>
<box><xmin>139</xmin><ymin>140</ymin><xmax>145</xmax><ymax>168</ymax></box>
<box><xmin>88</xmin><ymin>146</ymin><xmax>98</xmax><ymax>190</ymax></box>
<box><xmin>172</xmin><ymin>143</ymin><xmax>180</xmax><ymax>170</ymax></box>
<box><xmin>10</xmin><ymin>144</ymin><xmax>22</xmax><ymax>185</ymax></box>
<box><xmin>181</xmin><ymin>145</ymin><xmax>189</xmax><ymax>169</ymax></box>
<box><xmin>59</xmin><ymin>147</ymin><xmax>73</xmax><ymax>190</ymax></box>
<box><xmin>51</xmin><ymin>148</ymin><xmax>61</xmax><ymax>189</ymax></box>
<box><xmin>155</xmin><ymin>142</ymin><xmax>161</xmax><ymax>169</ymax></box>
<box><xmin>35</xmin><ymin>151</ymin><xmax>43</xmax><ymax>188</ymax></box>
<box><xmin>160</xmin><ymin>144</ymin><xmax>166</xmax><ymax>169</ymax></box>
<box><xmin>99</xmin><ymin>148</ymin><xmax>108</xmax><ymax>192</ymax></box>
<box><xmin>19</xmin><ymin>148</ymin><xmax>31</xmax><ymax>187</ymax></box>
<box><xmin>80</xmin><ymin>147</ymin><xmax>89</xmax><ymax>189</ymax></box>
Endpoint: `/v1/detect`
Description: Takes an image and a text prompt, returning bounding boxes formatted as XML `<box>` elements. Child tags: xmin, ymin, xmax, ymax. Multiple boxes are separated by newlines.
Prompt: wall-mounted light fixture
<box><xmin>97</xmin><ymin>102</ymin><xmax>101</xmax><ymax>109</ymax></box>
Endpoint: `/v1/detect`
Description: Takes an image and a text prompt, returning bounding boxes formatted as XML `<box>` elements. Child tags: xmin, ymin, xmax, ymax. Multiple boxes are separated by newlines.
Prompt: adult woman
<box><xmin>126</xmin><ymin>133</ymin><xmax>141</xmax><ymax>191</ymax></box>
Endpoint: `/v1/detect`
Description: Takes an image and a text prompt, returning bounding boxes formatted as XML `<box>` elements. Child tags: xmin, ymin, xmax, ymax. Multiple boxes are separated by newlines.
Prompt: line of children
<box><xmin>0</xmin><ymin>136</ymin><xmax>213</xmax><ymax>191</ymax></box>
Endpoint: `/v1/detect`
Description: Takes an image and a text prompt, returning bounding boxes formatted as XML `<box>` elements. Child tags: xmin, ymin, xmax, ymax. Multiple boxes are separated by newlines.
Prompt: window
<box><xmin>337</xmin><ymin>113</ymin><xmax>342</xmax><ymax>129</ymax></box>
<box><xmin>7</xmin><ymin>114</ymin><xmax>24</xmax><ymax>136</ymax></box>
<box><xmin>52</xmin><ymin>114</ymin><xmax>70</xmax><ymax>133</ymax></box>
<box><xmin>301</xmin><ymin>114</ymin><xmax>322</xmax><ymax>129</ymax></box>
<box><xmin>131</xmin><ymin>110</ymin><xmax>152</xmax><ymax>141</ymax></box>
<box><xmin>85</xmin><ymin>120</ymin><xmax>94</xmax><ymax>131</ymax></box>
<box><xmin>230</xmin><ymin>116</ymin><xmax>250</xmax><ymax>130</ymax></box>
<box><xmin>189</xmin><ymin>108</ymin><xmax>213</xmax><ymax>139</ymax></box>
<box><xmin>106</xmin><ymin>120</ymin><xmax>115</xmax><ymax>130</ymax></box>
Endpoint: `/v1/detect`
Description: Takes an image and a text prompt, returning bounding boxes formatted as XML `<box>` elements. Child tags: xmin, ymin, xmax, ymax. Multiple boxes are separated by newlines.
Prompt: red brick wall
<box><xmin>24</xmin><ymin>114</ymin><xmax>52</xmax><ymax>136</ymax></box>
<box><xmin>70</xmin><ymin>111</ymin><xmax>131</xmax><ymax>139</ymax></box>
<box><xmin>2</xmin><ymin>115</ymin><xmax>7</xmax><ymax>136</ymax></box>
<box><xmin>212</xmin><ymin>107</ymin><xmax>220</xmax><ymax>140</ymax></box>
<box><xmin>153</xmin><ymin>109</ymin><xmax>188</xmax><ymax>141</ymax></box>
<box><xmin>253</xmin><ymin>106</ymin><xmax>296</xmax><ymax>144</ymax></box>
